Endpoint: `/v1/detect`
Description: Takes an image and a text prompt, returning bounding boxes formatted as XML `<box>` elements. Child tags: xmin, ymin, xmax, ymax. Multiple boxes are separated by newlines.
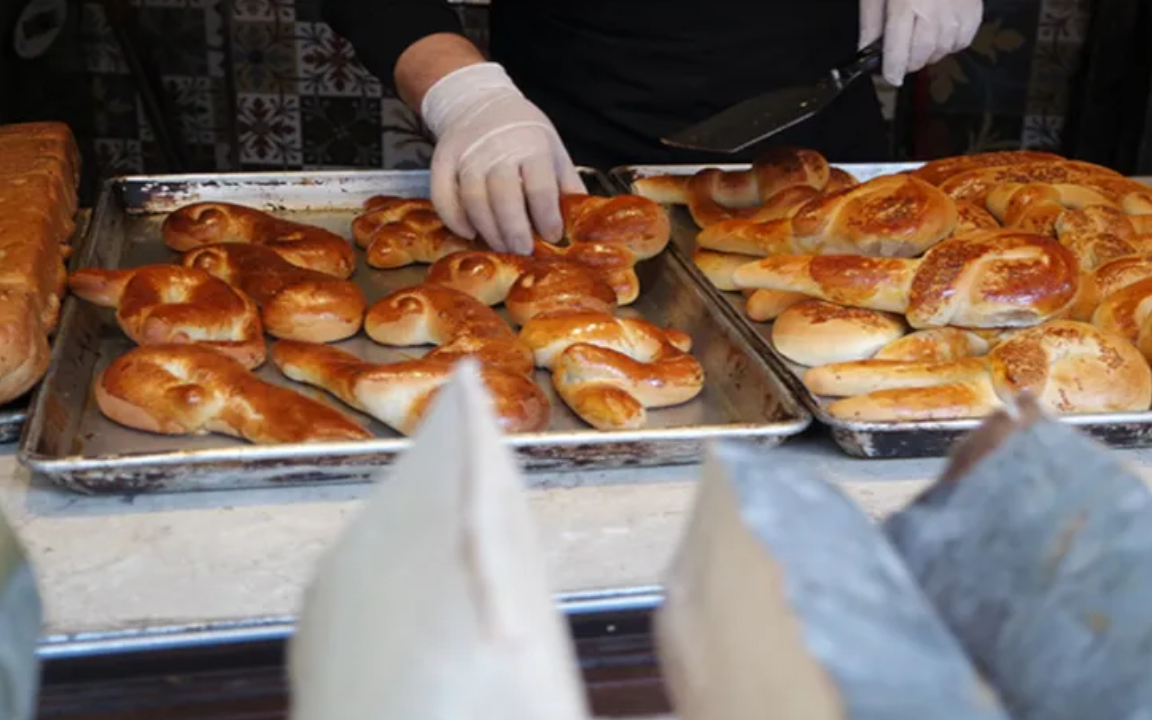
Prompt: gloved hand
<box><xmin>421</xmin><ymin>62</ymin><xmax>586</xmax><ymax>255</ymax></box>
<box><xmin>859</xmin><ymin>0</ymin><xmax>983</xmax><ymax>86</ymax></box>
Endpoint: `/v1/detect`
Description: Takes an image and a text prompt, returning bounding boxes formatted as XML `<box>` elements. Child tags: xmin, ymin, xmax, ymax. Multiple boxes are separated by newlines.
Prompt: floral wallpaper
<box><xmin>5</xmin><ymin>0</ymin><xmax>1092</xmax><ymax>204</ymax></box>
<box><xmin>897</xmin><ymin>0</ymin><xmax>1091</xmax><ymax>158</ymax></box>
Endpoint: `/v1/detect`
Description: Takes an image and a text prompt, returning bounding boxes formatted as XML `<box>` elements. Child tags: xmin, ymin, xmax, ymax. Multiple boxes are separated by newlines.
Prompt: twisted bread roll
<box><xmin>984</xmin><ymin>182</ymin><xmax>1116</xmax><ymax>235</ymax></box>
<box><xmin>559</xmin><ymin>194</ymin><xmax>670</xmax><ymax>260</ymax></box>
<box><xmin>1067</xmin><ymin>255</ymin><xmax>1152</xmax><ymax>320</ymax></box>
<box><xmin>808</xmin><ymin>321</ymin><xmax>1151</xmax><ymax>421</ymax></box>
<box><xmin>910</xmin><ymin>150</ymin><xmax>1064</xmax><ymax>186</ymax></box>
<box><xmin>697</xmin><ymin>175</ymin><xmax>958</xmax><ymax>258</ymax></box>
<box><xmin>518</xmin><ymin>311</ymin><xmax>704</xmax><ymax>430</ymax></box>
<box><xmin>733</xmin><ymin>229</ymin><xmax>1080</xmax><ymax>329</ymax></box>
<box><xmin>631</xmin><ymin>147</ymin><xmax>841</xmax><ymax>207</ymax></box>
<box><xmin>271</xmin><ymin>340</ymin><xmax>550</xmax><ymax>435</ymax></box>
<box><xmin>69</xmin><ymin>265</ymin><xmax>266</xmax><ymax>368</ymax></box>
<box><xmin>96</xmin><ymin>344</ymin><xmax>371</xmax><ymax>443</ymax></box>
<box><xmin>351</xmin><ymin>196</ymin><xmax>475</xmax><ymax>269</ymax></box>
<box><xmin>365</xmin><ymin>284</ymin><xmax>534</xmax><ymax>377</ymax></box>
<box><xmin>162</xmin><ymin>202</ymin><xmax>356</xmax><ymax>278</ymax></box>
<box><xmin>772</xmin><ymin>300</ymin><xmax>906</xmax><ymax>366</ymax></box>
<box><xmin>954</xmin><ymin>202</ymin><xmax>1001</xmax><ymax>234</ymax></box>
<box><xmin>936</xmin><ymin>159</ymin><xmax>1152</xmax><ymax>209</ymax></box>
<box><xmin>183</xmin><ymin>244</ymin><xmax>366</xmax><ymax>343</ymax></box>
<box><xmin>686</xmin><ymin>172</ymin><xmax>824</xmax><ymax>227</ymax></box>
<box><xmin>1091</xmin><ymin>277</ymin><xmax>1152</xmax><ymax>361</ymax></box>
<box><xmin>872</xmin><ymin>328</ymin><xmax>992</xmax><ymax>363</ymax></box>
<box><xmin>426</xmin><ymin>248</ymin><xmax>629</xmax><ymax>326</ymax></box>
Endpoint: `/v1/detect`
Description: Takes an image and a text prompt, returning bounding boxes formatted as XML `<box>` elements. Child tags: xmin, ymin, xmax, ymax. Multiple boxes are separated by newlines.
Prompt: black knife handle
<box><xmin>835</xmin><ymin>41</ymin><xmax>883</xmax><ymax>87</ymax></box>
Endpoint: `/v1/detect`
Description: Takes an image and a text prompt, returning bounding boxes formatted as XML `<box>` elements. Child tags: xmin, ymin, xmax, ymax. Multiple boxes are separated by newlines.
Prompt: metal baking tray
<box><xmin>608</xmin><ymin>162</ymin><xmax>1152</xmax><ymax>459</ymax></box>
<box><xmin>17</xmin><ymin>169</ymin><xmax>811</xmax><ymax>494</ymax></box>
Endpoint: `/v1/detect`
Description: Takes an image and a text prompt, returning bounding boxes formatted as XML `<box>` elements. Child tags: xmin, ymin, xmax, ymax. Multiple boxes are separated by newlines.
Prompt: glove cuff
<box><xmin>420</xmin><ymin>62</ymin><xmax>524</xmax><ymax>139</ymax></box>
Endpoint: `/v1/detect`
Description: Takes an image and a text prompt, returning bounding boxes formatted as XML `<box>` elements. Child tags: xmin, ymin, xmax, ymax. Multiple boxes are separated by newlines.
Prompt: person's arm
<box><xmin>322</xmin><ymin>0</ymin><xmax>584</xmax><ymax>254</ymax></box>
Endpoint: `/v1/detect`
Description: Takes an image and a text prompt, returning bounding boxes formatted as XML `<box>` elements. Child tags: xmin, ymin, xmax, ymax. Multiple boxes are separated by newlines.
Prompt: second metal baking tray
<box><xmin>18</xmin><ymin>168</ymin><xmax>811</xmax><ymax>494</ymax></box>
<box><xmin>608</xmin><ymin>162</ymin><xmax>1152</xmax><ymax>459</ymax></box>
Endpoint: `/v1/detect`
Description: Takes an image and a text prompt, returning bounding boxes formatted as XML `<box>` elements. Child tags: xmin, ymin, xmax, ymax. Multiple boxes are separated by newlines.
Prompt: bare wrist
<box><xmin>394</xmin><ymin>33</ymin><xmax>487</xmax><ymax>110</ymax></box>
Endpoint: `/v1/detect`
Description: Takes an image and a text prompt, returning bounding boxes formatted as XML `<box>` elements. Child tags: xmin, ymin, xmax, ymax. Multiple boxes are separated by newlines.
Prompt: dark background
<box><xmin>0</xmin><ymin>0</ymin><xmax>1149</xmax><ymax>207</ymax></box>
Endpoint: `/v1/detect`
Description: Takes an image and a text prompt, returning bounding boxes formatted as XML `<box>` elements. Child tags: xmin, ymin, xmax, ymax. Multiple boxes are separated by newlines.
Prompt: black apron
<box><xmin>489</xmin><ymin>0</ymin><xmax>891</xmax><ymax>170</ymax></box>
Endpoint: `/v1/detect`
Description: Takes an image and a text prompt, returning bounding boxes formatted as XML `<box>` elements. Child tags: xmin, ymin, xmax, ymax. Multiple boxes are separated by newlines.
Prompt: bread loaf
<box><xmin>733</xmin><ymin>229</ymin><xmax>1081</xmax><ymax>329</ymax></box>
<box><xmin>697</xmin><ymin>174</ymin><xmax>959</xmax><ymax>258</ymax></box>
<box><xmin>0</xmin><ymin>121</ymin><xmax>79</xmax><ymax>405</ymax></box>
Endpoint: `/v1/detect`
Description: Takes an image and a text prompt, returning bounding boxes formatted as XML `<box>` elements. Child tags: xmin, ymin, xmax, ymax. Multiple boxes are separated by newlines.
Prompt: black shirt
<box><xmin>321</xmin><ymin>0</ymin><xmax>891</xmax><ymax>169</ymax></box>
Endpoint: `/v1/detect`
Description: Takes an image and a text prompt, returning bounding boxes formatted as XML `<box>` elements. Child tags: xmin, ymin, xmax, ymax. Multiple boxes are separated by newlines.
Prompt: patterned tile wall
<box><xmin>17</xmin><ymin>0</ymin><xmax>1093</xmax><ymax>195</ymax></box>
<box><xmin>898</xmin><ymin>0</ymin><xmax>1092</xmax><ymax>157</ymax></box>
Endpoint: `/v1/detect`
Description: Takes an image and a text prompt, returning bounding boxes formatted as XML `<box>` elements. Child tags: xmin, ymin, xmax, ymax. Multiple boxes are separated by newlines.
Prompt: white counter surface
<box><xmin>6</xmin><ymin>427</ymin><xmax>1151</xmax><ymax>656</ymax></box>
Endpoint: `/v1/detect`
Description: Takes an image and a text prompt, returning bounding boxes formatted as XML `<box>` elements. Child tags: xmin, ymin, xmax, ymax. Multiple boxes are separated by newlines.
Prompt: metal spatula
<box><xmin>660</xmin><ymin>42</ymin><xmax>882</xmax><ymax>154</ymax></box>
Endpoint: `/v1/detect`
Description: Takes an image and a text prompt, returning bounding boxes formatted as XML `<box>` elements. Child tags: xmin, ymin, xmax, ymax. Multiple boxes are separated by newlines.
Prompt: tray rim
<box><xmin>17</xmin><ymin>169</ymin><xmax>813</xmax><ymax>487</ymax></box>
<box><xmin>604</xmin><ymin>161</ymin><xmax>1152</xmax><ymax>454</ymax></box>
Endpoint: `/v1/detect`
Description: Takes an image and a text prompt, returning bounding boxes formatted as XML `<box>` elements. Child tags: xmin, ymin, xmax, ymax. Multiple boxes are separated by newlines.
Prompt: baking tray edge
<box><xmin>18</xmin><ymin>169</ymin><xmax>810</xmax><ymax>493</ymax></box>
<box><xmin>606</xmin><ymin>162</ymin><xmax>1152</xmax><ymax>458</ymax></box>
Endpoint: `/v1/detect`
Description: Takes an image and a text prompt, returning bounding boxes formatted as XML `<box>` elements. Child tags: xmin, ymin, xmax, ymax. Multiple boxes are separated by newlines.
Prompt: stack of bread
<box><xmin>0</xmin><ymin>122</ymin><xmax>80</xmax><ymax>406</ymax></box>
<box><xmin>76</xmin><ymin>187</ymin><xmax>691</xmax><ymax>444</ymax></box>
<box><xmin>635</xmin><ymin>148</ymin><xmax>1152</xmax><ymax>422</ymax></box>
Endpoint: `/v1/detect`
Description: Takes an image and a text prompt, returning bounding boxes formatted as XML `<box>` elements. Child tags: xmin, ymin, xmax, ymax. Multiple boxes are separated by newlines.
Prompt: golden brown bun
<box><xmin>0</xmin><ymin>122</ymin><xmax>80</xmax><ymax>404</ymax></box>
<box><xmin>1091</xmin><ymin>277</ymin><xmax>1152</xmax><ymax>361</ymax></box>
<box><xmin>69</xmin><ymin>265</ymin><xmax>265</xmax><ymax>368</ymax></box>
<box><xmin>697</xmin><ymin>174</ymin><xmax>958</xmax><ymax>258</ymax></box>
<box><xmin>937</xmin><ymin>159</ymin><xmax>1150</xmax><ymax>207</ymax></box>
<box><xmin>518</xmin><ymin>311</ymin><xmax>703</xmax><ymax>430</ymax></box>
<box><xmin>182</xmin><ymin>244</ymin><xmax>365</xmax><ymax>343</ymax></box>
<box><xmin>771</xmin><ymin>300</ymin><xmax>906</xmax><ymax>367</ymax></box>
<box><xmin>953</xmin><ymin>202</ymin><xmax>1001</xmax><ymax>235</ymax></box>
<box><xmin>813</xmin><ymin>321</ymin><xmax>1151</xmax><ymax>421</ymax></box>
<box><xmin>96</xmin><ymin>344</ymin><xmax>371</xmax><ymax>443</ymax></box>
<box><xmin>911</xmin><ymin>151</ymin><xmax>1064</xmax><ymax>186</ymax></box>
<box><xmin>742</xmin><ymin>289</ymin><xmax>808</xmax><ymax>322</ymax></box>
<box><xmin>985</xmin><ymin>182</ymin><xmax>1116</xmax><ymax>235</ymax></box>
<box><xmin>426</xmin><ymin>246</ymin><xmax>627</xmax><ymax>326</ymax></box>
<box><xmin>559</xmin><ymin>194</ymin><xmax>670</xmax><ymax>260</ymax></box>
<box><xmin>632</xmin><ymin>148</ymin><xmax>844</xmax><ymax>212</ymax></box>
<box><xmin>351</xmin><ymin>196</ymin><xmax>475</xmax><ymax>269</ymax></box>
<box><xmin>631</xmin><ymin>174</ymin><xmax>691</xmax><ymax>205</ymax></box>
<box><xmin>162</xmin><ymin>202</ymin><xmax>356</xmax><ymax>278</ymax></box>
<box><xmin>733</xmin><ymin>229</ymin><xmax>1080</xmax><ymax>329</ymax></box>
<box><xmin>365</xmin><ymin>284</ymin><xmax>534</xmax><ymax>377</ymax></box>
<box><xmin>271</xmin><ymin>340</ymin><xmax>550</xmax><ymax>436</ymax></box>
<box><xmin>872</xmin><ymin>328</ymin><xmax>991</xmax><ymax>363</ymax></box>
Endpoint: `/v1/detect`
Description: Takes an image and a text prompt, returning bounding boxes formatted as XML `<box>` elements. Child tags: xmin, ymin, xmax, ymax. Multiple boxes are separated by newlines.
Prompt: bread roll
<box><xmin>772</xmin><ymin>300</ymin><xmax>905</xmax><ymax>366</ymax></box>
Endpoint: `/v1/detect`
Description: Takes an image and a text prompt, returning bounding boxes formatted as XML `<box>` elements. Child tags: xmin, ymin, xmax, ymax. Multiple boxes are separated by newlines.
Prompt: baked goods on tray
<box><xmin>639</xmin><ymin>147</ymin><xmax>1152</xmax><ymax>422</ymax></box>
<box><xmin>0</xmin><ymin>122</ymin><xmax>80</xmax><ymax>406</ymax></box>
<box><xmin>83</xmin><ymin>188</ymin><xmax>700</xmax><ymax>440</ymax></box>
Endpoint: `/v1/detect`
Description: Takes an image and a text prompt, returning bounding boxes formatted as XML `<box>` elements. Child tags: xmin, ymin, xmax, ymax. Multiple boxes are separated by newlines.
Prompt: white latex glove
<box><xmin>421</xmin><ymin>62</ymin><xmax>586</xmax><ymax>255</ymax></box>
<box><xmin>859</xmin><ymin>0</ymin><xmax>983</xmax><ymax>86</ymax></box>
